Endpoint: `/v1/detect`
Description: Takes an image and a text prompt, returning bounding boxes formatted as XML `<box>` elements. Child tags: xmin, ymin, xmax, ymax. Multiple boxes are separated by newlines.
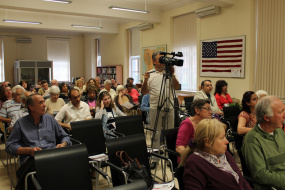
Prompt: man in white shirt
<box><xmin>55</xmin><ymin>88</ymin><xmax>92</xmax><ymax>130</ymax></box>
<box><xmin>194</xmin><ymin>80</ymin><xmax>223</xmax><ymax>115</ymax></box>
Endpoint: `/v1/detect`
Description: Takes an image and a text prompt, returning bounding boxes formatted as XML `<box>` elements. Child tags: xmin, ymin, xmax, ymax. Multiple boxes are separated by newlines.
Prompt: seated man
<box><xmin>193</xmin><ymin>80</ymin><xmax>223</xmax><ymax>115</ymax></box>
<box><xmin>0</xmin><ymin>85</ymin><xmax>25</xmax><ymax>125</ymax></box>
<box><xmin>55</xmin><ymin>88</ymin><xmax>92</xmax><ymax>130</ymax></box>
<box><xmin>5</xmin><ymin>93</ymin><xmax>71</xmax><ymax>164</ymax></box>
<box><xmin>51</xmin><ymin>79</ymin><xmax>58</xmax><ymax>86</ymax></box>
<box><xmin>38</xmin><ymin>80</ymin><xmax>50</xmax><ymax>97</ymax></box>
<box><xmin>242</xmin><ymin>96</ymin><xmax>285</xmax><ymax>189</ymax></box>
<box><xmin>124</xmin><ymin>77</ymin><xmax>138</xmax><ymax>91</ymax></box>
<box><xmin>9</xmin><ymin>91</ymin><xmax>32</xmax><ymax>131</ymax></box>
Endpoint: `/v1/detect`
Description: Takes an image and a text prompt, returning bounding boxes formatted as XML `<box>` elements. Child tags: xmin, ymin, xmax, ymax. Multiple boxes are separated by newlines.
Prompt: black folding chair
<box><xmin>25</xmin><ymin>144</ymin><xmax>106</xmax><ymax>190</ymax></box>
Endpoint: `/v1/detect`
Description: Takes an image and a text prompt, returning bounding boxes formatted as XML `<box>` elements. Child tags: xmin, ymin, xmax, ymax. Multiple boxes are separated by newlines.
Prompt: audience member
<box><xmin>126</xmin><ymin>83</ymin><xmax>139</xmax><ymax>104</ymax></box>
<box><xmin>9</xmin><ymin>91</ymin><xmax>32</xmax><ymax>131</ymax></box>
<box><xmin>114</xmin><ymin>85</ymin><xmax>138</xmax><ymax>116</ymax></box>
<box><xmin>5</xmin><ymin>93</ymin><xmax>71</xmax><ymax>164</ymax></box>
<box><xmin>242</xmin><ymin>96</ymin><xmax>285</xmax><ymax>189</ymax></box>
<box><xmin>0</xmin><ymin>85</ymin><xmax>25</xmax><ymax>124</ymax></box>
<box><xmin>255</xmin><ymin>90</ymin><xmax>268</xmax><ymax>99</ymax></box>
<box><xmin>59</xmin><ymin>82</ymin><xmax>69</xmax><ymax>99</ymax></box>
<box><xmin>237</xmin><ymin>91</ymin><xmax>258</xmax><ymax>135</ymax></box>
<box><xmin>141</xmin><ymin>51</ymin><xmax>180</xmax><ymax>169</ymax></box>
<box><xmin>0</xmin><ymin>85</ymin><xmax>12</xmax><ymax>109</ymax></box>
<box><xmin>95</xmin><ymin>91</ymin><xmax>126</xmax><ymax>133</ymax></box>
<box><xmin>140</xmin><ymin>93</ymin><xmax>150</xmax><ymax>112</ymax></box>
<box><xmin>81</xmin><ymin>84</ymin><xmax>98</xmax><ymax>117</ymax></box>
<box><xmin>194</xmin><ymin>80</ymin><xmax>223</xmax><ymax>115</ymax></box>
<box><xmin>74</xmin><ymin>78</ymin><xmax>85</xmax><ymax>95</ymax></box>
<box><xmin>1</xmin><ymin>81</ymin><xmax>10</xmax><ymax>88</ymax></box>
<box><xmin>45</xmin><ymin>86</ymin><xmax>65</xmax><ymax>116</ymax></box>
<box><xmin>214</xmin><ymin>80</ymin><xmax>233</xmax><ymax>110</ymax></box>
<box><xmin>176</xmin><ymin>99</ymin><xmax>212</xmax><ymax>162</ymax></box>
<box><xmin>86</xmin><ymin>78</ymin><xmax>100</xmax><ymax>92</ymax></box>
<box><xmin>124</xmin><ymin>77</ymin><xmax>138</xmax><ymax>90</ymax></box>
<box><xmin>35</xmin><ymin>79</ymin><xmax>42</xmax><ymax>88</ymax></box>
<box><xmin>51</xmin><ymin>79</ymin><xmax>58</xmax><ymax>86</ymax></box>
<box><xmin>38</xmin><ymin>80</ymin><xmax>50</xmax><ymax>96</ymax></box>
<box><xmin>99</xmin><ymin>80</ymin><xmax>116</xmax><ymax>100</ymax></box>
<box><xmin>19</xmin><ymin>80</ymin><xmax>34</xmax><ymax>92</ymax></box>
<box><xmin>181</xmin><ymin>119</ymin><xmax>251</xmax><ymax>190</ymax></box>
<box><xmin>55</xmin><ymin>88</ymin><xmax>92</xmax><ymax>130</ymax></box>
<box><xmin>111</xmin><ymin>78</ymin><xmax>118</xmax><ymax>91</ymax></box>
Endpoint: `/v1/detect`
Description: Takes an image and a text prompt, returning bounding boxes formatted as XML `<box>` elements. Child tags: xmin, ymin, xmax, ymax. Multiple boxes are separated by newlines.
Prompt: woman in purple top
<box><xmin>180</xmin><ymin>119</ymin><xmax>251</xmax><ymax>190</ymax></box>
<box><xmin>176</xmin><ymin>99</ymin><xmax>212</xmax><ymax>162</ymax></box>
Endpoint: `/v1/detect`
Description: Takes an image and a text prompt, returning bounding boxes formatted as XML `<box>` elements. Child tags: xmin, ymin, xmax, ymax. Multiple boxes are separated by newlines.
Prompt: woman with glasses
<box><xmin>0</xmin><ymin>85</ymin><xmax>12</xmax><ymax>109</ymax></box>
<box><xmin>181</xmin><ymin>119</ymin><xmax>251</xmax><ymax>190</ymax></box>
<box><xmin>237</xmin><ymin>91</ymin><xmax>258</xmax><ymax>135</ymax></box>
<box><xmin>176</xmin><ymin>99</ymin><xmax>212</xmax><ymax>162</ymax></box>
<box><xmin>45</xmin><ymin>86</ymin><xmax>65</xmax><ymax>116</ymax></box>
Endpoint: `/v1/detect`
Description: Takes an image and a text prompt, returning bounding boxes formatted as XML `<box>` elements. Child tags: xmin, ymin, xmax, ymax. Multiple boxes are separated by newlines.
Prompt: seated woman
<box><xmin>237</xmin><ymin>91</ymin><xmax>258</xmax><ymax>135</ymax></box>
<box><xmin>81</xmin><ymin>84</ymin><xmax>97</xmax><ymax>118</ymax></box>
<box><xmin>99</xmin><ymin>80</ymin><xmax>116</xmax><ymax>100</ymax></box>
<box><xmin>95</xmin><ymin>91</ymin><xmax>126</xmax><ymax>134</ymax></box>
<box><xmin>214</xmin><ymin>80</ymin><xmax>233</xmax><ymax>110</ymax></box>
<box><xmin>114</xmin><ymin>85</ymin><xmax>138</xmax><ymax>116</ymax></box>
<box><xmin>45</xmin><ymin>86</ymin><xmax>65</xmax><ymax>116</ymax></box>
<box><xmin>85</xmin><ymin>78</ymin><xmax>100</xmax><ymax>93</ymax></box>
<box><xmin>176</xmin><ymin>99</ymin><xmax>212</xmax><ymax>162</ymax></box>
<box><xmin>181</xmin><ymin>119</ymin><xmax>251</xmax><ymax>190</ymax></box>
<box><xmin>0</xmin><ymin>85</ymin><xmax>12</xmax><ymax>109</ymax></box>
<box><xmin>125</xmin><ymin>83</ymin><xmax>139</xmax><ymax>104</ymax></box>
<box><xmin>59</xmin><ymin>82</ymin><xmax>69</xmax><ymax>99</ymax></box>
<box><xmin>19</xmin><ymin>80</ymin><xmax>34</xmax><ymax>92</ymax></box>
<box><xmin>74</xmin><ymin>78</ymin><xmax>85</xmax><ymax>95</ymax></box>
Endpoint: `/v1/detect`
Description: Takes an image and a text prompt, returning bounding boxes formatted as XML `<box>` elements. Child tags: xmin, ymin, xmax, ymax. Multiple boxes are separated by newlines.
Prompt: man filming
<box><xmin>141</xmin><ymin>51</ymin><xmax>180</xmax><ymax>169</ymax></box>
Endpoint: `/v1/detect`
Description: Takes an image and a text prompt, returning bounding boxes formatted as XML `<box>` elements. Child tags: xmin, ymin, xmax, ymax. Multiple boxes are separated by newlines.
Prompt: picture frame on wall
<box><xmin>142</xmin><ymin>44</ymin><xmax>167</xmax><ymax>74</ymax></box>
<box><xmin>200</xmin><ymin>35</ymin><xmax>245</xmax><ymax>78</ymax></box>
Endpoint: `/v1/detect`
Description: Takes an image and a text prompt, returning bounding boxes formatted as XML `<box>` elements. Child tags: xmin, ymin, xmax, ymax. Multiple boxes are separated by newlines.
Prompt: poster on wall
<box><xmin>142</xmin><ymin>44</ymin><xmax>167</xmax><ymax>74</ymax></box>
<box><xmin>200</xmin><ymin>35</ymin><xmax>245</xmax><ymax>78</ymax></box>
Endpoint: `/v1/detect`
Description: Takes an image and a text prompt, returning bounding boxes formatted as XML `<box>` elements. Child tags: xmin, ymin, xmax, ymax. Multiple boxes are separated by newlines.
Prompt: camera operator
<box><xmin>141</xmin><ymin>51</ymin><xmax>180</xmax><ymax>169</ymax></box>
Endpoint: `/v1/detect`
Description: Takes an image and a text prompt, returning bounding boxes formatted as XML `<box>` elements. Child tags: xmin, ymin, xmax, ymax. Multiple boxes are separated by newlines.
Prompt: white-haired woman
<box><xmin>181</xmin><ymin>119</ymin><xmax>251</xmax><ymax>190</ymax></box>
<box><xmin>74</xmin><ymin>78</ymin><xmax>86</xmax><ymax>95</ymax></box>
<box><xmin>255</xmin><ymin>90</ymin><xmax>268</xmax><ymax>100</ymax></box>
<box><xmin>99</xmin><ymin>79</ymin><xmax>116</xmax><ymax>100</ymax></box>
<box><xmin>45</xmin><ymin>86</ymin><xmax>65</xmax><ymax>116</ymax></box>
<box><xmin>114</xmin><ymin>85</ymin><xmax>138</xmax><ymax>116</ymax></box>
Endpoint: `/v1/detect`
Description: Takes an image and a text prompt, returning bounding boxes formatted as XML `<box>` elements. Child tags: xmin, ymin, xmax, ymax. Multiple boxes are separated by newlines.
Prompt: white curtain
<box><xmin>47</xmin><ymin>39</ymin><xmax>70</xmax><ymax>82</ymax></box>
<box><xmin>255</xmin><ymin>0</ymin><xmax>285</xmax><ymax>98</ymax></box>
<box><xmin>0</xmin><ymin>38</ymin><xmax>5</xmax><ymax>82</ymax></box>
<box><xmin>173</xmin><ymin>13</ymin><xmax>197</xmax><ymax>91</ymax></box>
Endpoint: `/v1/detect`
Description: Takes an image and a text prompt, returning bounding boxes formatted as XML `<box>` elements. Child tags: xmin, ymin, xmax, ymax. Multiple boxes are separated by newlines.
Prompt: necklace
<box><xmin>190</xmin><ymin>117</ymin><xmax>198</xmax><ymax>124</ymax></box>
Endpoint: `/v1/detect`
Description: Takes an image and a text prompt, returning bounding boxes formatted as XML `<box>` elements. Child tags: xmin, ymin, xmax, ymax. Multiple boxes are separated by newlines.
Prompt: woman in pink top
<box><xmin>214</xmin><ymin>80</ymin><xmax>233</xmax><ymax>110</ymax></box>
<box><xmin>126</xmin><ymin>83</ymin><xmax>139</xmax><ymax>104</ymax></box>
<box><xmin>176</xmin><ymin>99</ymin><xmax>212</xmax><ymax>162</ymax></box>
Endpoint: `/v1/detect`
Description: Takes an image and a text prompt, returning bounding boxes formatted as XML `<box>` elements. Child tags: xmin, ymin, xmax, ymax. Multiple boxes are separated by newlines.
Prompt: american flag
<box><xmin>201</xmin><ymin>36</ymin><xmax>245</xmax><ymax>77</ymax></box>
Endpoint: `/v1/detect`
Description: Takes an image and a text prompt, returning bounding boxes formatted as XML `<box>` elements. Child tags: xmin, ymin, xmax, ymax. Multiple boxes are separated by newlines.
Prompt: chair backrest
<box><xmin>184</xmin><ymin>96</ymin><xmax>194</xmax><ymax>103</ymax></box>
<box><xmin>34</xmin><ymin>144</ymin><xmax>92</xmax><ymax>190</ymax></box>
<box><xmin>223</xmin><ymin>105</ymin><xmax>241</xmax><ymax>119</ymax></box>
<box><xmin>237</xmin><ymin>149</ymin><xmax>251</xmax><ymax>177</ymax></box>
<box><xmin>164</xmin><ymin>127</ymin><xmax>179</xmax><ymax>169</ymax></box>
<box><xmin>106</xmin><ymin>134</ymin><xmax>150</xmax><ymax>187</ymax></box>
<box><xmin>174</xmin><ymin>166</ymin><xmax>185</xmax><ymax>190</ymax></box>
<box><xmin>71</xmin><ymin>119</ymin><xmax>106</xmax><ymax>156</ymax></box>
<box><xmin>114</xmin><ymin>115</ymin><xmax>144</xmax><ymax>136</ymax></box>
<box><xmin>104</xmin><ymin>180</ymin><xmax>148</xmax><ymax>190</ymax></box>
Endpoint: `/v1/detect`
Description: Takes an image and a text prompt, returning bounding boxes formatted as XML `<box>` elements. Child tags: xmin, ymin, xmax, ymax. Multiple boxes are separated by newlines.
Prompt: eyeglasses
<box><xmin>198</xmin><ymin>107</ymin><xmax>212</xmax><ymax>111</ymax></box>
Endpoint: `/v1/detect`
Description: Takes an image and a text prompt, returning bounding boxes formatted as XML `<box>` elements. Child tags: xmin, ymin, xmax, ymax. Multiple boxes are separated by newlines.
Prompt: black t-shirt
<box><xmin>105</xmin><ymin>107</ymin><xmax>115</xmax><ymax>130</ymax></box>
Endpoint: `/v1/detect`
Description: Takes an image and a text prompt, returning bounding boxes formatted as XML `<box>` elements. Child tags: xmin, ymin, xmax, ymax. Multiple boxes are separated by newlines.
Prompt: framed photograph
<box><xmin>200</xmin><ymin>35</ymin><xmax>245</xmax><ymax>78</ymax></box>
<box><xmin>142</xmin><ymin>44</ymin><xmax>167</xmax><ymax>74</ymax></box>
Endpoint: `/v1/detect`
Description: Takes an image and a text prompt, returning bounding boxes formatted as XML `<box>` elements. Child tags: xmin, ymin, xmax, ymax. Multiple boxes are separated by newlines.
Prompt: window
<box><xmin>129</xmin><ymin>29</ymin><xmax>140</xmax><ymax>84</ymax></box>
<box><xmin>47</xmin><ymin>39</ymin><xmax>70</xmax><ymax>82</ymax></box>
<box><xmin>96</xmin><ymin>38</ymin><xmax>101</xmax><ymax>67</ymax></box>
<box><xmin>0</xmin><ymin>38</ymin><xmax>4</xmax><ymax>82</ymax></box>
<box><xmin>173</xmin><ymin>13</ymin><xmax>197</xmax><ymax>91</ymax></box>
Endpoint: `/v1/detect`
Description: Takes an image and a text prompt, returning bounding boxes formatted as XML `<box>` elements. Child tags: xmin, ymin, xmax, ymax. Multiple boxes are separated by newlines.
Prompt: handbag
<box><xmin>116</xmin><ymin>151</ymin><xmax>154</xmax><ymax>189</ymax></box>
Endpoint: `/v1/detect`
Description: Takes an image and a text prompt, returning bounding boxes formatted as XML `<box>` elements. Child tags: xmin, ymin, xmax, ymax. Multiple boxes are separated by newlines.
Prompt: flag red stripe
<box><xmin>217</xmin><ymin>39</ymin><xmax>243</xmax><ymax>43</ymax></box>
<box><xmin>202</xmin><ymin>70</ymin><xmax>232</xmax><ymax>72</ymax></box>
<box><xmin>202</xmin><ymin>60</ymin><xmax>242</xmax><ymax>63</ymax></box>
<box><xmin>217</xmin><ymin>55</ymin><xmax>242</xmax><ymax>58</ymax></box>
<box><xmin>202</xmin><ymin>65</ymin><xmax>241</xmax><ymax>68</ymax></box>
<box><xmin>217</xmin><ymin>45</ymin><xmax>242</xmax><ymax>48</ymax></box>
<box><xmin>217</xmin><ymin>50</ymin><xmax>242</xmax><ymax>53</ymax></box>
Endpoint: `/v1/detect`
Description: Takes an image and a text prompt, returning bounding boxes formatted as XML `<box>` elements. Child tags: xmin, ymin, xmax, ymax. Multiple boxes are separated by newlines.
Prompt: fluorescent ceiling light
<box><xmin>43</xmin><ymin>0</ymin><xmax>72</xmax><ymax>3</ymax></box>
<box><xmin>109</xmin><ymin>6</ymin><xmax>149</xmax><ymax>13</ymax></box>
<box><xmin>3</xmin><ymin>19</ymin><xmax>42</xmax><ymax>25</ymax></box>
<box><xmin>71</xmin><ymin>24</ymin><xmax>102</xmax><ymax>29</ymax></box>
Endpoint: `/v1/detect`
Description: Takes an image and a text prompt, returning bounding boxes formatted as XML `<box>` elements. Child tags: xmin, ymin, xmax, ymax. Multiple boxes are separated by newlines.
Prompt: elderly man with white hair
<box><xmin>242</xmin><ymin>96</ymin><xmax>285</xmax><ymax>189</ymax></box>
<box><xmin>45</xmin><ymin>86</ymin><xmax>65</xmax><ymax>116</ymax></box>
<box><xmin>0</xmin><ymin>85</ymin><xmax>25</xmax><ymax>124</ymax></box>
<box><xmin>255</xmin><ymin>90</ymin><xmax>268</xmax><ymax>99</ymax></box>
<box><xmin>99</xmin><ymin>79</ymin><xmax>116</xmax><ymax>100</ymax></box>
<box><xmin>51</xmin><ymin>79</ymin><xmax>58</xmax><ymax>86</ymax></box>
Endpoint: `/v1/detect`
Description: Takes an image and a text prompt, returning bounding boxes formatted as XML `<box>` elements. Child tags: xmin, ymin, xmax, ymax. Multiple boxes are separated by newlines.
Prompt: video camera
<box><xmin>159</xmin><ymin>51</ymin><xmax>183</xmax><ymax>67</ymax></box>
